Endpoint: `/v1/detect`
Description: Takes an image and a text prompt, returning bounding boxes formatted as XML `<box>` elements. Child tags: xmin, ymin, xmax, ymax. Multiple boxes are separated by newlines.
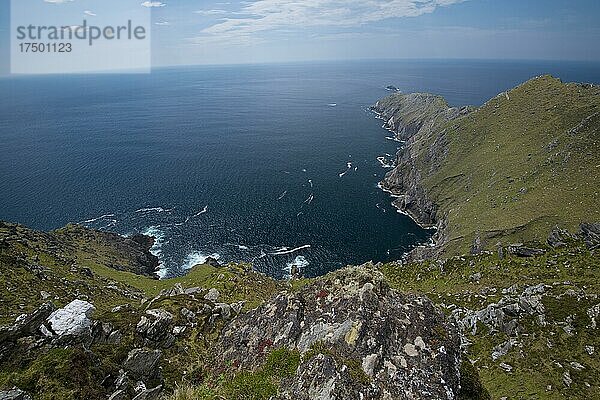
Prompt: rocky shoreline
<box><xmin>370</xmin><ymin>92</ymin><xmax>472</xmax><ymax>259</ymax></box>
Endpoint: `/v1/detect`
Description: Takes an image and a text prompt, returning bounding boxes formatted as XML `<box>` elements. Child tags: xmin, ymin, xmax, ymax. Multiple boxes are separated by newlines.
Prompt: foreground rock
<box><xmin>218</xmin><ymin>265</ymin><xmax>463</xmax><ymax>399</ymax></box>
<box><xmin>46</xmin><ymin>299</ymin><xmax>95</xmax><ymax>337</ymax></box>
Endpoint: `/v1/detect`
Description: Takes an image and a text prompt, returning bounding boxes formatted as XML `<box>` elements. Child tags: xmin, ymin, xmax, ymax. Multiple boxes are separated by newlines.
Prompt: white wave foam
<box><xmin>277</xmin><ymin>191</ymin><xmax>287</xmax><ymax>200</ymax></box>
<box><xmin>385</xmin><ymin>136</ymin><xmax>402</xmax><ymax>143</ymax></box>
<box><xmin>98</xmin><ymin>219</ymin><xmax>118</xmax><ymax>229</ymax></box>
<box><xmin>193</xmin><ymin>205</ymin><xmax>208</xmax><ymax>217</ymax></box>
<box><xmin>270</xmin><ymin>244</ymin><xmax>311</xmax><ymax>256</ymax></box>
<box><xmin>377</xmin><ymin>156</ymin><xmax>394</xmax><ymax>168</ymax></box>
<box><xmin>377</xmin><ymin>182</ymin><xmax>401</xmax><ymax>198</ymax></box>
<box><xmin>283</xmin><ymin>255</ymin><xmax>310</xmax><ymax>278</ymax></box>
<box><xmin>81</xmin><ymin>214</ymin><xmax>115</xmax><ymax>224</ymax></box>
<box><xmin>327</xmin><ymin>103</ymin><xmax>337</xmax><ymax>107</ymax></box>
<box><xmin>142</xmin><ymin>226</ymin><xmax>166</xmax><ymax>278</ymax></box>
<box><xmin>308</xmin><ymin>179</ymin><xmax>313</xmax><ymax>188</ymax></box>
<box><xmin>339</xmin><ymin>162</ymin><xmax>353</xmax><ymax>177</ymax></box>
<box><xmin>181</xmin><ymin>251</ymin><xmax>221</xmax><ymax>271</ymax></box>
<box><xmin>135</xmin><ymin>207</ymin><xmax>171</xmax><ymax>213</ymax></box>
<box><xmin>304</xmin><ymin>193</ymin><xmax>314</xmax><ymax>205</ymax></box>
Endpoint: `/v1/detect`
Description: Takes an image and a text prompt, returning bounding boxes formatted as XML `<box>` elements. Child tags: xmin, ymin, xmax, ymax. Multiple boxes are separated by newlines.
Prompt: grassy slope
<box><xmin>381</xmin><ymin>242</ymin><xmax>600</xmax><ymax>399</ymax></box>
<box><xmin>417</xmin><ymin>76</ymin><xmax>600</xmax><ymax>255</ymax></box>
<box><xmin>0</xmin><ymin>222</ymin><xmax>281</xmax><ymax>325</ymax></box>
<box><xmin>0</xmin><ymin>222</ymin><xmax>283</xmax><ymax>399</ymax></box>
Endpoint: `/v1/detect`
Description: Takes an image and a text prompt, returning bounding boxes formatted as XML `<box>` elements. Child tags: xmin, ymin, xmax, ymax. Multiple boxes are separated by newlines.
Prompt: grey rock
<box><xmin>214</xmin><ymin>303</ymin><xmax>232</xmax><ymax>320</ymax></box>
<box><xmin>137</xmin><ymin>309</ymin><xmax>175</xmax><ymax>347</ymax></box>
<box><xmin>548</xmin><ymin>227</ymin><xmax>575</xmax><ymax>248</ymax></box>
<box><xmin>579</xmin><ymin>223</ymin><xmax>600</xmax><ymax>248</ymax></box>
<box><xmin>123</xmin><ymin>348</ymin><xmax>162</xmax><ymax>381</ymax></box>
<box><xmin>184</xmin><ymin>287</ymin><xmax>201</xmax><ymax>296</ymax></box>
<box><xmin>0</xmin><ymin>303</ymin><xmax>55</xmax><ymax>343</ymax></box>
<box><xmin>587</xmin><ymin>303</ymin><xmax>600</xmax><ymax>328</ymax></box>
<box><xmin>46</xmin><ymin>300</ymin><xmax>95</xmax><ymax>337</ymax></box>
<box><xmin>107</xmin><ymin>390</ymin><xmax>128</xmax><ymax>400</ymax></box>
<box><xmin>180</xmin><ymin>308</ymin><xmax>196</xmax><ymax>323</ymax></box>
<box><xmin>132</xmin><ymin>385</ymin><xmax>162</xmax><ymax>400</ymax></box>
<box><xmin>563</xmin><ymin>371</ymin><xmax>572</xmax><ymax>387</ymax></box>
<box><xmin>92</xmin><ymin>321</ymin><xmax>121</xmax><ymax>345</ymax></box>
<box><xmin>507</xmin><ymin>244</ymin><xmax>546</xmax><ymax>257</ymax></box>
<box><xmin>0</xmin><ymin>388</ymin><xmax>32</xmax><ymax>400</ymax></box>
<box><xmin>204</xmin><ymin>288</ymin><xmax>220</xmax><ymax>302</ymax></box>
<box><xmin>499</xmin><ymin>363</ymin><xmax>513</xmax><ymax>373</ymax></box>
<box><xmin>218</xmin><ymin>265</ymin><xmax>462</xmax><ymax>400</ymax></box>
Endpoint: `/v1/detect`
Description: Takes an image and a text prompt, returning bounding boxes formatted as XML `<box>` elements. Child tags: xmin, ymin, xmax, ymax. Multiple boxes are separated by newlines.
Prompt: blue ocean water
<box><xmin>1</xmin><ymin>60</ymin><xmax>599</xmax><ymax>278</ymax></box>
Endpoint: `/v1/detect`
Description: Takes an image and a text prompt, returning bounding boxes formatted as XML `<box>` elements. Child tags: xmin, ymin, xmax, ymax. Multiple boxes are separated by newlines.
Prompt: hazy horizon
<box><xmin>1</xmin><ymin>0</ymin><xmax>600</xmax><ymax>76</ymax></box>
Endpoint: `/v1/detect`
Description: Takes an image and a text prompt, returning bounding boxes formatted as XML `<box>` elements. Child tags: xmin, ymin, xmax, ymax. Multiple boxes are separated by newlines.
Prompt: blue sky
<box><xmin>1</xmin><ymin>0</ymin><xmax>599</xmax><ymax>74</ymax></box>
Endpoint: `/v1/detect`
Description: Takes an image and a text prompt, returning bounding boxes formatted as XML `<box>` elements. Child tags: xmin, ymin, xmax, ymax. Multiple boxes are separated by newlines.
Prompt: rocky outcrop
<box><xmin>371</xmin><ymin>92</ymin><xmax>472</xmax><ymax>258</ymax></box>
<box><xmin>53</xmin><ymin>224</ymin><xmax>160</xmax><ymax>277</ymax></box>
<box><xmin>217</xmin><ymin>265</ymin><xmax>462</xmax><ymax>399</ymax></box>
<box><xmin>0</xmin><ymin>388</ymin><xmax>32</xmax><ymax>400</ymax></box>
<box><xmin>0</xmin><ymin>303</ymin><xmax>55</xmax><ymax>344</ymax></box>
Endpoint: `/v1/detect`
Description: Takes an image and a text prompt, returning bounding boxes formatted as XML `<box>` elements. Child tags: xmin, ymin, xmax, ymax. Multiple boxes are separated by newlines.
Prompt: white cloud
<box><xmin>155</xmin><ymin>20</ymin><xmax>170</xmax><ymax>26</ymax></box>
<box><xmin>141</xmin><ymin>1</ymin><xmax>166</xmax><ymax>7</ymax></box>
<box><xmin>84</xmin><ymin>10</ymin><xmax>97</xmax><ymax>16</ymax></box>
<box><xmin>194</xmin><ymin>9</ymin><xmax>229</xmax><ymax>16</ymax></box>
<box><xmin>201</xmin><ymin>0</ymin><xmax>468</xmax><ymax>36</ymax></box>
<box><xmin>44</xmin><ymin>0</ymin><xmax>75</xmax><ymax>3</ymax></box>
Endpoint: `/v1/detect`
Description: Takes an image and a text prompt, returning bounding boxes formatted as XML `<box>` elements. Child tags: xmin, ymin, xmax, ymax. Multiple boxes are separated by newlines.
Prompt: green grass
<box><xmin>380</xmin><ymin>242</ymin><xmax>600</xmax><ymax>399</ymax></box>
<box><xmin>161</xmin><ymin>348</ymin><xmax>301</xmax><ymax>400</ymax></box>
<box><xmin>383</xmin><ymin>76</ymin><xmax>600</xmax><ymax>255</ymax></box>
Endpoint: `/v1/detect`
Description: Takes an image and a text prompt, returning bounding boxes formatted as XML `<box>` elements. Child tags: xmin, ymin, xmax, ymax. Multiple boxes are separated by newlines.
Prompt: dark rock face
<box><xmin>371</xmin><ymin>93</ymin><xmax>473</xmax><ymax>260</ymax></box>
<box><xmin>0</xmin><ymin>303</ymin><xmax>55</xmax><ymax>344</ymax></box>
<box><xmin>579</xmin><ymin>223</ymin><xmax>600</xmax><ymax>249</ymax></box>
<box><xmin>507</xmin><ymin>244</ymin><xmax>546</xmax><ymax>258</ymax></box>
<box><xmin>123</xmin><ymin>348</ymin><xmax>162</xmax><ymax>382</ymax></box>
<box><xmin>217</xmin><ymin>265</ymin><xmax>462</xmax><ymax>399</ymax></box>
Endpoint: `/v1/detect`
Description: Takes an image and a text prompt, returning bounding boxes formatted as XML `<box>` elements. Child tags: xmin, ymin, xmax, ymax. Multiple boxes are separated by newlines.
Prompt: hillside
<box><xmin>1</xmin><ymin>76</ymin><xmax>600</xmax><ymax>400</ymax></box>
<box><xmin>372</xmin><ymin>76</ymin><xmax>600</xmax><ymax>257</ymax></box>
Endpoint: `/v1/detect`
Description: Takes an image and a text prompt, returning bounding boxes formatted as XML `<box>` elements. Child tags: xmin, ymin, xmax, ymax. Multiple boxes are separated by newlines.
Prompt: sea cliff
<box><xmin>372</xmin><ymin>76</ymin><xmax>600</xmax><ymax>258</ymax></box>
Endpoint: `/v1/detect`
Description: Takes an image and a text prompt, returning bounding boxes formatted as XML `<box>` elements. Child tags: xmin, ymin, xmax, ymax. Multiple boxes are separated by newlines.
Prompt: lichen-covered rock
<box><xmin>217</xmin><ymin>265</ymin><xmax>462</xmax><ymax>399</ymax></box>
<box><xmin>136</xmin><ymin>309</ymin><xmax>175</xmax><ymax>348</ymax></box>
<box><xmin>123</xmin><ymin>348</ymin><xmax>162</xmax><ymax>382</ymax></box>
<box><xmin>46</xmin><ymin>300</ymin><xmax>95</xmax><ymax>337</ymax></box>
<box><xmin>0</xmin><ymin>303</ymin><xmax>55</xmax><ymax>344</ymax></box>
<box><xmin>0</xmin><ymin>388</ymin><xmax>32</xmax><ymax>400</ymax></box>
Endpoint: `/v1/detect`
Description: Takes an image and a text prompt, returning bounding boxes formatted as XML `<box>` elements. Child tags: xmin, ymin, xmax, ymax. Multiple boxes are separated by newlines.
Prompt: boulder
<box><xmin>217</xmin><ymin>265</ymin><xmax>462</xmax><ymax>400</ymax></box>
<box><xmin>123</xmin><ymin>348</ymin><xmax>162</xmax><ymax>381</ymax></box>
<box><xmin>46</xmin><ymin>300</ymin><xmax>95</xmax><ymax>336</ymax></box>
<box><xmin>0</xmin><ymin>303</ymin><xmax>55</xmax><ymax>343</ymax></box>
<box><xmin>579</xmin><ymin>223</ymin><xmax>600</xmax><ymax>248</ymax></box>
<box><xmin>507</xmin><ymin>244</ymin><xmax>546</xmax><ymax>257</ymax></box>
<box><xmin>136</xmin><ymin>309</ymin><xmax>174</xmax><ymax>347</ymax></box>
<box><xmin>204</xmin><ymin>288</ymin><xmax>220</xmax><ymax>302</ymax></box>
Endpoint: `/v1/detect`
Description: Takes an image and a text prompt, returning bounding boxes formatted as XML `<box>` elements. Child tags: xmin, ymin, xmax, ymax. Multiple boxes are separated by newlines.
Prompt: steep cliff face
<box><xmin>373</xmin><ymin>76</ymin><xmax>600</xmax><ymax>257</ymax></box>
<box><xmin>371</xmin><ymin>92</ymin><xmax>472</xmax><ymax>258</ymax></box>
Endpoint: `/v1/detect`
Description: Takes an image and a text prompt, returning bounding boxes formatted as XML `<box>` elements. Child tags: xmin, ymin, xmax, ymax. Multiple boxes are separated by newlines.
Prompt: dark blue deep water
<box><xmin>1</xmin><ymin>60</ymin><xmax>599</xmax><ymax>278</ymax></box>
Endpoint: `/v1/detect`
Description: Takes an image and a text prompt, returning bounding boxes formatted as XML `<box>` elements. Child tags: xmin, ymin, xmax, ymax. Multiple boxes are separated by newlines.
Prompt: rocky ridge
<box><xmin>371</xmin><ymin>76</ymin><xmax>600</xmax><ymax>258</ymax></box>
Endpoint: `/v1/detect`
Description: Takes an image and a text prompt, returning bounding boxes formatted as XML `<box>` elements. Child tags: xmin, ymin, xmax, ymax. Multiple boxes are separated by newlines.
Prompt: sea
<box><xmin>1</xmin><ymin>59</ymin><xmax>599</xmax><ymax>278</ymax></box>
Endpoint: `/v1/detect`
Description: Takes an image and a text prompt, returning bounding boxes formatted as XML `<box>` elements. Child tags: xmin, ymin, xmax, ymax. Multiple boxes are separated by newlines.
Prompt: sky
<box><xmin>1</xmin><ymin>0</ymin><xmax>600</xmax><ymax>74</ymax></box>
